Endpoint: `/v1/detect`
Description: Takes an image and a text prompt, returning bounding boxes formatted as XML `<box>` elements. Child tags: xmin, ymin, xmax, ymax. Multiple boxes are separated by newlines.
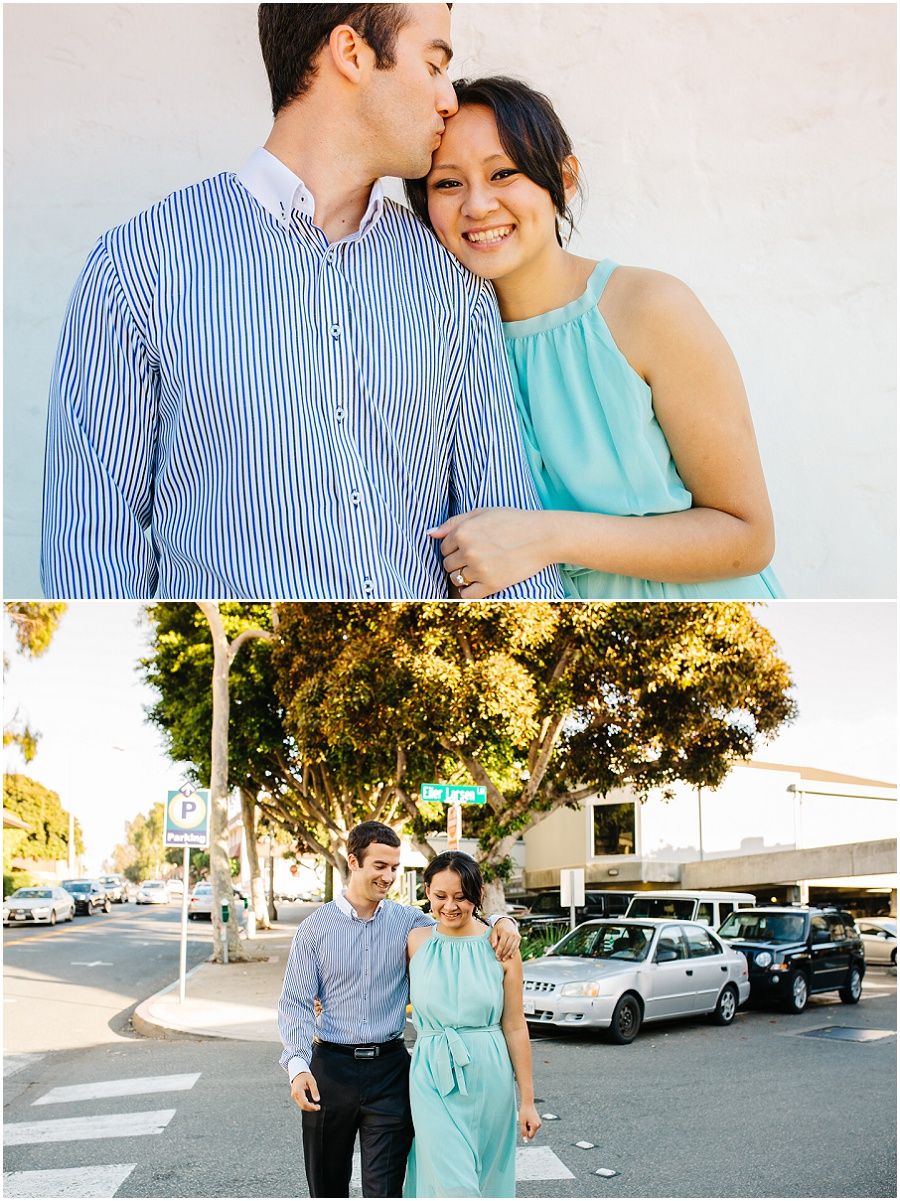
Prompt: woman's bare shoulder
<box><xmin>407</xmin><ymin>924</ymin><xmax>433</xmax><ymax>959</ymax></box>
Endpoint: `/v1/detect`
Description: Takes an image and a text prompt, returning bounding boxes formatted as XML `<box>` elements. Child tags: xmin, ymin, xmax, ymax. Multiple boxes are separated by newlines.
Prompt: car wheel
<box><xmin>891</xmin><ymin>949</ymin><xmax>896</xmax><ymax>967</ymax></box>
<box><xmin>49</xmin><ymin>909</ymin><xmax>57</xmax><ymax>926</ymax></box>
<box><xmin>839</xmin><ymin>965</ymin><xmax>863</xmax><ymax>1004</ymax></box>
<box><xmin>608</xmin><ymin>994</ymin><xmax>642</xmax><ymax>1044</ymax></box>
<box><xmin>103</xmin><ymin>898</ymin><xmax>111</xmax><ymax>913</ymax></box>
<box><xmin>784</xmin><ymin>970</ymin><xmax>808</xmax><ymax>1013</ymax></box>
<box><xmin>710</xmin><ymin>983</ymin><xmax>739</xmax><ymax>1025</ymax></box>
<box><xmin>66</xmin><ymin>908</ymin><xmax>74</xmax><ymax>922</ymax></box>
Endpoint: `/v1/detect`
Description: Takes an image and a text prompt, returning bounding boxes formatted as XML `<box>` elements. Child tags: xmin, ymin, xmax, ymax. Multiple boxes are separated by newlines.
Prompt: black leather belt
<box><xmin>313</xmin><ymin>1037</ymin><xmax>405</xmax><ymax>1060</ymax></box>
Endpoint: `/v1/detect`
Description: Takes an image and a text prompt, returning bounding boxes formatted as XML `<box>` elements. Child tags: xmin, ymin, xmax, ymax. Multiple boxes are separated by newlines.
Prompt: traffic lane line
<box><xmin>3</xmin><ymin>1164</ymin><xmax>136</xmax><ymax>1198</ymax></box>
<box><xmin>3</xmin><ymin>1108</ymin><xmax>177</xmax><ymax>1145</ymax></box>
<box><xmin>34</xmin><ymin>1072</ymin><xmax>201</xmax><ymax>1106</ymax></box>
<box><xmin>3</xmin><ymin>909</ymin><xmax>193</xmax><ymax>948</ymax></box>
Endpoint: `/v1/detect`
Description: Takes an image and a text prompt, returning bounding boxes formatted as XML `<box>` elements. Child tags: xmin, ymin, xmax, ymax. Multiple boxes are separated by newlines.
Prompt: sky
<box><xmin>3</xmin><ymin>601</ymin><xmax>896</xmax><ymax>875</ymax></box>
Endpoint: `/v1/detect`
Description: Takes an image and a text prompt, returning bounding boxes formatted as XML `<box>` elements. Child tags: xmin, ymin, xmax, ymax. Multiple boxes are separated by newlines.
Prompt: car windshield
<box><xmin>719</xmin><ymin>912</ymin><xmax>807</xmax><ymax>943</ymax></box>
<box><xmin>549</xmin><ymin>924</ymin><xmax>655</xmax><ymax>961</ymax></box>
<box><xmin>194</xmin><ymin>885</ymin><xmax>213</xmax><ymax>893</ymax></box>
<box><xmin>101</xmin><ymin>877</ymin><xmax>119</xmax><ymax>885</ymax></box>
<box><xmin>11</xmin><ymin>889</ymin><xmax>52</xmax><ymax>899</ymax></box>
<box><xmin>141</xmin><ymin>882</ymin><xmax>165</xmax><ymax>889</ymax></box>
<box><xmin>63</xmin><ymin>882</ymin><xmax>90</xmax><ymax>893</ymax></box>
<box><xmin>627</xmin><ymin>898</ymin><xmax>695</xmax><ymax>920</ymax></box>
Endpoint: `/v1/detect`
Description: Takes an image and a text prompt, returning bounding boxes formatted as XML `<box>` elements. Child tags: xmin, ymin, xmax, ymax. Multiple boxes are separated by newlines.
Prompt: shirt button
<box><xmin>330</xmin><ymin>324</ymin><xmax>342</xmax><ymax>338</ymax></box>
<box><xmin>335</xmin><ymin>407</ymin><xmax>345</xmax><ymax>421</ymax></box>
<box><xmin>362</xmin><ymin>580</ymin><xmax>374</xmax><ymax>594</ymax></box>
<box><xmin>350</xmin><ymin>490</ymin><xmax>362</xmax><ymax>505</ymax></box>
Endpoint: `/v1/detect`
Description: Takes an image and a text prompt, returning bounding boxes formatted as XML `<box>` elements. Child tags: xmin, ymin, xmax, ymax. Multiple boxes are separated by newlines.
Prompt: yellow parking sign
<box><xmin>165</xmin><ymin>788</ymin><xmax>210</xmax><ymax>847</ymax></box>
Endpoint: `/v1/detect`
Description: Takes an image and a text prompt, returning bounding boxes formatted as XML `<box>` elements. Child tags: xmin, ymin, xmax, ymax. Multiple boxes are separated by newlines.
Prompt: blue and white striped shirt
<box><xmin>41</xmin><ymin>147</ymin><xmax>564</xmax><ymax>600</ymax></box>
<box><xmin>278</xmin><ymin>893</ymin><xmax>434</xmax><ymax>1080</ymax></box>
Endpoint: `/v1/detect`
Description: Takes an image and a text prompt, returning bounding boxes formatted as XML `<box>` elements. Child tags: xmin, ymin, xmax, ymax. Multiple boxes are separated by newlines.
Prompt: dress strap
<box><xmin>585</xmin><ymin>258</ymin><xmax>619</xmax><ymax>303</ymax></box>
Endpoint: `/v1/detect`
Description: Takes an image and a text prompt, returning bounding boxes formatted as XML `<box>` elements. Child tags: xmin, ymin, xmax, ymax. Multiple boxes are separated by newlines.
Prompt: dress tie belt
<box><xmin>416</xmin><ymin>1025</ymin><xmax>502</xmax><ymax>1096</ymax></box>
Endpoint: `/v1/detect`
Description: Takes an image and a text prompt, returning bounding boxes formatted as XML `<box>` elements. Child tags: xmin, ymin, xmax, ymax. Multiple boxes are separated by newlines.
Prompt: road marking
<box><xmin>3</xmin><ymin>1109</ymin><xmax>177</xmax><ymax>1145</ymax></box>
<box><xmin>349</xmin><ymin>1144</ymin><xmax>574</xmax><ymax>1190</ymax></box>
<box><xmin>3</xmin><ymin>1053</ymin><xmax>45</xmax><ymax>1079</ymax></box>
<box><xmin>70</xmin><ymin>962</ymin><xmax>113</xmax><ymax>967</ymax></box>
<box><xmin>3</xmin><ymin>911</ymin><xmax>151</xmax><ymax>947</ymax></box>
<box><xmin>34</xmin><ymin>1073</ymin><xmax>201</xmax><ymax>1106</ymax></box>
<box><xmin>516</xmin><ymin>1147</ymin><xmax>576</xmax><ymax>1180</ymax></box>
<box><xmin>3</xmin><ymin>1164</ymin><xmax>136</xmax><ymax>1197</ymax></box>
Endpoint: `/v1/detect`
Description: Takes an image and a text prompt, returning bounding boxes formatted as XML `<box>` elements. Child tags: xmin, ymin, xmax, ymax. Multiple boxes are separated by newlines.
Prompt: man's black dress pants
<box><xmin>302</xmin><ymin>1040</ymin><xmax>414</xmax><ymax>1198</ymax></box>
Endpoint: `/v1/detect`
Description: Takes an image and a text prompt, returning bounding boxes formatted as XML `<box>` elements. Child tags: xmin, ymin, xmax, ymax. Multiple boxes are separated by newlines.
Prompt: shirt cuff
<box><xmin>486</xmin><ymin>913</ymin><xmax>517</xmax><ymax>928</ymax></box>
<box><xmin>288</xmin><ymin>1055</ymin><xmax>310</xmax><ymax>1081</ymax></box>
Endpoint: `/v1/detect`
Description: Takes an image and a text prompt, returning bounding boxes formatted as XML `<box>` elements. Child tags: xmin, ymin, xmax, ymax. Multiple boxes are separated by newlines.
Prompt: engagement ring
<box><xmin>453</xmin><ymin>569</ymin><xmax>470</xmax><ymax>587</ymax></box>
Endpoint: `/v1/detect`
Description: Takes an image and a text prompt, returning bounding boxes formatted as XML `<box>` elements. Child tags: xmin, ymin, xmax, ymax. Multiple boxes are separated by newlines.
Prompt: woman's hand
<box><xmin>428</xmin><ymin>508</ymin><xmax>552</xmax><ymax>598</ymax></box>
<box><xmin>519</xmin><ymin>1102</ymin><xmax>542</xmax><ymax>1141</ymax></box>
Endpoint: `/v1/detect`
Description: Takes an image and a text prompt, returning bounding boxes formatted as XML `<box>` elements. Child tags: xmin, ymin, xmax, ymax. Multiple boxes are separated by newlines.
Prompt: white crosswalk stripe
<box><xmin>348</xmin><ymin>1144</ymin><xmax>575</xmax><ymax>1192</ymax></box>
<box><xmin>3</xmin><ymin>1164</ymin><xmax>137</xmax><ymax>1198</ymax></box>
<box><xmin>33</xmin><ymin>1073</ymin><xmax>201</xmax><ymax>1106</ymax></box>
<box><xmin>4</xmin><ymin>1109</ymin><xmax>177</xmax><ymax>1146</ymax></box>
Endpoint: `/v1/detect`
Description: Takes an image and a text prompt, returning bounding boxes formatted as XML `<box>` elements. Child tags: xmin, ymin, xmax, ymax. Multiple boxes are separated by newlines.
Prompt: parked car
<box><xmin>522</xmin><ymin>918</ymin><xmax>750</xmax><ymax>1043</ymax></box>
<box><xmin>166</xmin><ymin>879</ymin><xmax>185</xmax><ymax>898</ymax></box>
<box><xmin>188</xmin><ymin>882</ymin><xmax>246</xmax><ymax>920</ymax></box>
<box><xmin>99</xmin><ymin>874</ymin><xmax>127</xmax><ymax>903</ymax></box>
<box><xmin>135</xmin><ymin>880</ymin><xmax>171</xmax><ymax>905</ymax></box>
<box><xmin>3</xmin><ymin>886</ymin><xmax>76</xmax><ymax>926</ymax></box>
<box><xmin>61</xmin><ymin>879</ymin><xmax>111</xmax><ymax>915</ymax></box>
<box><xmin>518</xmin><ymin>890</ymin><xmax>634</xmax><ymax>937</ymax></box>
<box><xmin>626</xmin><ymin>890</ymin><xmax>756</xmax><ymax>928</ymax></box>
<box><xmin>857</xmin><ymin>918</ymin><xmax>897</xmax><ymax>966</ymax></box>
<box><xmin>718</xmin><ymin>906</ymin><xmax>865</xmax><ymax>1012</ymax></box>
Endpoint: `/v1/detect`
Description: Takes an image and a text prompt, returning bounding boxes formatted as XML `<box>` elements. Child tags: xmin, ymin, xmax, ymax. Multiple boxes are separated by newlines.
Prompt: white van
<box><xmin>624</xmin><ymin>890</ymin><xmax>756</xmax><ymax>929</ymax></box>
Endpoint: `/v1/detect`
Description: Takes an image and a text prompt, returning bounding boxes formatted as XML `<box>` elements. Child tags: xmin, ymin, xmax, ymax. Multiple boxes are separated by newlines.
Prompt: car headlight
<box><xmin>755</xmin><ymin>951</ymin><xmax>773</xmax><ymax>968</ymax></box>
<box><xmin>32</xmin><ymin>907</ymin><xmax>50</xmax><ymax>916</ymax></box>
<box><xmin>559</xmin><ymin>981</ymin><xmax>603</xmax><ymax>997</ymax></box>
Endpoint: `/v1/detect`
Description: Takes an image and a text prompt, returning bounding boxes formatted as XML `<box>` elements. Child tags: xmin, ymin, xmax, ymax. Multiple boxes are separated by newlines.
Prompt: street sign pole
<box><xmin>179</xmin><ymin>846</ymin><xmax>190</xmax><ymax>1004</ymax></box>
<box><xmin>165</xmin><ymin>785</ymin><xmax>210</xmax><ymax>1006</ymax></box>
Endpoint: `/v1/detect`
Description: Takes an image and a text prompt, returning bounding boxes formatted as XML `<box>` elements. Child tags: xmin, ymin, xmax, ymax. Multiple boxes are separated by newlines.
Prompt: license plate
<box><xmin>523</xmin><ymin>996</ymin><xmax>535</xmax><ymax>1015</ymax></box>
<box><xmin>14</xmin><ymin>912</ymin><xmax>26</xmax><ymax>920</ymax></box>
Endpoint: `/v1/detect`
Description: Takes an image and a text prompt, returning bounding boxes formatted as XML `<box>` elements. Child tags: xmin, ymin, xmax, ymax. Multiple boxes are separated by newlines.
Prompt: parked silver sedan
<box><xmin>523</xmin><ymin>919</ymin><xmax>750</xmax><ymax>1043</ymax></box>
<box><xmin>3</xmin><ymin>886</ymin><xmax>76</xmax><ymax>926</ymax></box>
<box><xmin>858</xmin><ymin>918</ymin><xmax>896</xmax><ymax>965</ymax></box>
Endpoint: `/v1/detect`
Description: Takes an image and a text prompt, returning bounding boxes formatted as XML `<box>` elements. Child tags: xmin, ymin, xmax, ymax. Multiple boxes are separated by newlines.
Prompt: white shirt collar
<box><xmin>335</xmin><ymin>888</ymin><xmax>384</xmax><ymax>920</ymax></box>
<box><xmin>236</xmin><ymin>146</ymin><xmax>385</xmax><ymax>239</ymax></box>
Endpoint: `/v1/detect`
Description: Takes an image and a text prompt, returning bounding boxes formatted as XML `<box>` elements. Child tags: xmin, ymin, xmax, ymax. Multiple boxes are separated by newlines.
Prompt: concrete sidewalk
<box><xmin>132</xmin><ymin>923</ymin><xmax>295</xmax><ymax>1043</ymax></box>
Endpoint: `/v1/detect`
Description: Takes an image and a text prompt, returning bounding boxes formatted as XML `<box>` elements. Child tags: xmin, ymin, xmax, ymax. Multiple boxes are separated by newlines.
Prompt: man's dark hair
<box><xmin>424</xmin><ymin>851</ymin><xmax>485</xmax><ymax>917</ymax></box>
<box><xmin>347</xmin><ymin>820</ymin><xmax>402</xmax><ymax>865</ymax></box>
<box><xmin>258</xmin><ymin>3</ymin><xmax>413</xmax><ymax>116</ymax></box>
<box><xmin>404</xmin><ymin>75</ymin><xmax>582</xmax><ymax>246</ymax></box>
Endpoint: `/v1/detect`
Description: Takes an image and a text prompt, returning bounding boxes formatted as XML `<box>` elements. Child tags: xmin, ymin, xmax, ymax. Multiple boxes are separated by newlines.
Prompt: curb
<box><xmin>131</xmin><ymin>958</ymin><xmax>214</xmax><ymax>1041</ymax></box>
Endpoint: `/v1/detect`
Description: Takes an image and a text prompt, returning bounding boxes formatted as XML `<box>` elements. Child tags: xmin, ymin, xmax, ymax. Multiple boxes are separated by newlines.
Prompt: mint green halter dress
<box><xmin>502</xmin><ymin>260</ymin><xmax>784</xmax><ymax>599</ymax></box>
<box><xmin>404</xmin><ymin>929</ymin><xmax>517</xmax><ymax>1198</ymax></box>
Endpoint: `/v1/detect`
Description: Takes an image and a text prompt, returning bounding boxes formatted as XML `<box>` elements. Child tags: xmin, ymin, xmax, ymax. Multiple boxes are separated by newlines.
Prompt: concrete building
<box><xmin>523</xmin><ymin>761</ymin><xmax>896</xmax><ymax>917</ymax></box>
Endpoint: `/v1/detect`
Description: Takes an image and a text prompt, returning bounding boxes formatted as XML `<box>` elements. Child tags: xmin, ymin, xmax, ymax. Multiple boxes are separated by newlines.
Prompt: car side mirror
<box><xmin>655</xmin><ymin>949</ymin><xmax>678</xmax><ymax>963</ymax></box>
<box><xmin>811</xmin><ymin>930</ymin><xmax>830</xmax><ymax>943</ymax></box>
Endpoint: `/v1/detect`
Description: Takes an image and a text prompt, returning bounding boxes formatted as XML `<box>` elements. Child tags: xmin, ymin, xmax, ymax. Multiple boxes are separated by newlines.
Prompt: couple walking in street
<box><xmin>278</xmin><ymin>822</ymin><xmax>539</xmax><ymax>1198</ymax></box>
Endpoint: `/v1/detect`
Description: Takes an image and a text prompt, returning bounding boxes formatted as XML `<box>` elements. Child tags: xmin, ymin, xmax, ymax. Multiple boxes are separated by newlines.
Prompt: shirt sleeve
<box><xmin>40</xmin><ymin>238</ymin><xmax>160</xmax><ymax>598</ymax></box>
<box><xmin>278</xmin><ymin>923</ymin><xmax>320</xmax><ymax>1079</ymax></box>
<box><xmin>451</xmin><ymin>287</ymin><xmax>565</xmax><ymax>600</ymax></box>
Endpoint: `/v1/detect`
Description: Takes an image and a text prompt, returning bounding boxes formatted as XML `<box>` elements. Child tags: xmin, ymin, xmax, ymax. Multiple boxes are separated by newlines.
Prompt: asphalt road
<box><xmin>3</xmin><ymin>906</ymin><xmax>896</xmax><ymax>1198</ymax></box>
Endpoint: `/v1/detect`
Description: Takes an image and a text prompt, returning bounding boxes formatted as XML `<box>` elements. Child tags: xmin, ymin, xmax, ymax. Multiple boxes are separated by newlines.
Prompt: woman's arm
<box><xmin>430</xmin><ymin>268</ymin><xmax>775</xmax><ymax>597</ymax></box>
<box><xmin>500</xmin><ymin>953</ymin><xmax>542</xmax><ymax>1141</ymax></box>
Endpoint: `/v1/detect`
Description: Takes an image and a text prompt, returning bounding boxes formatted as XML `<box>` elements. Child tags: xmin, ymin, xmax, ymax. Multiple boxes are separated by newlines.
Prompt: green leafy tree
<box><xmin>270</xmin><ymin>602</ymin><xmax>797</xmax><ymax>911</ymax></box>
<box><xmin>3</xmin><ymin>602</ymin><xmax>67</xmax><ymax>761</ymax></box>
<box><xmin>3</xmin><ymin>773</ymin><xmax>84</xmax><ymax>871</ymax></box>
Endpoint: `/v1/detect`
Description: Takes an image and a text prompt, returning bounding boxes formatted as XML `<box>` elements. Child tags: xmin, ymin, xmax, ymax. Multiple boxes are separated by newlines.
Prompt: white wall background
<box><xmin>4</xmin><ymin>3</ymin><xmax>895</xmax><ymax>597</ymax></box>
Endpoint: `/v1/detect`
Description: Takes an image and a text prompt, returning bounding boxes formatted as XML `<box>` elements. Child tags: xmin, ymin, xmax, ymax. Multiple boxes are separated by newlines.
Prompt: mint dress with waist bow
<box><xmin>404</xmin><ymin>928</ymin><xmax>516</xmax><ymax>1198</ymax></box>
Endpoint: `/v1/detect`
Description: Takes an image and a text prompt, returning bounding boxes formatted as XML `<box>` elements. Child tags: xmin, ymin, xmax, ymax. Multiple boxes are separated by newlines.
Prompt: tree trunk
<box><xmin>240</xmin><ymin>789</ymin><xmax>269</xmax><ymax>930</ymax></box>
<box><xmin>324</xmin><ymin>861</ymin><xmax>334</xmax><ymax>902</ymax></box>
<box><xmin>482</xmin><ymin>879</ymin><xmax>508</xmax><ymax>921</ymax></box>
<box><xmin>197</xmin><ymin>602</ymin><xmax>248</xmax><ymax>963</ymax></box>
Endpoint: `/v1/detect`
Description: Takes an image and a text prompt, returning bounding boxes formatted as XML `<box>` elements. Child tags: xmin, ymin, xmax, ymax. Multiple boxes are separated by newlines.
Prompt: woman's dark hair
<box><xmin>404</xmin><ymin>75</ymin><xmax>582</xmax><ymax>246</ymax></box>
<box><xmin>258</xmin><ymin>3</ymin><xmax>414</xmax><ymax>116</ymax></box>
<box><xmin>424</xmin><ymin>851</ymin><xmax>485</xmax><ymax>917</ymax></box>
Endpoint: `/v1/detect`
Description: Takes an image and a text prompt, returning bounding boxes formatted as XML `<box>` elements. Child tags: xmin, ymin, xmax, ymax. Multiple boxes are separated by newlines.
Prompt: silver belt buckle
<box><xmin>354</xmin><ymin>1045</ymin><xmax>377</xmax><ymax>1060</ymax></box>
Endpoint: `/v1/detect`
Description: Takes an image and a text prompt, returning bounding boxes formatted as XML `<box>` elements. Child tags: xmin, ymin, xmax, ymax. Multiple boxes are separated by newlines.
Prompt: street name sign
<box><xmin>164</xmin><ymin>788</ymin><xmax>210</xmax><ymax>848</ymax></box>
<box><xmin>420</xmin><ymin>783</ymin><xmax>486</xmax><ymax>805</ymax></box>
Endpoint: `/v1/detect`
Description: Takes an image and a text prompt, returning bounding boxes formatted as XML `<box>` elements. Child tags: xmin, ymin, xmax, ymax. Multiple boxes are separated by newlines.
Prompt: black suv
<box><xmin>61</xmin><ymin>879</ymin><xmax>111</xmax><ymax>916</ymax></box>
<box><xmin>99</xmin><ymin>874</ymin><xmax>127</xmax><ymax>903</ymax></box>
<box><xmin>518</xmin><ymin>889</ymin><xmax>634</xmax><ymax>937</ymax></box>
<box><xmin>718</xmin><ymin>906</ymin><xmax>864</xmax><ymax>1013</ymax></box>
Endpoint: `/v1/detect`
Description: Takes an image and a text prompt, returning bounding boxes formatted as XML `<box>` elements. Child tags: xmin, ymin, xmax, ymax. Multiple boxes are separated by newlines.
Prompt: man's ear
<box><xmin>562</xmin><ymin>154</ymin><xmax>580</xmax><ymax>205</ymax></box>
<box><xmin>347</xmin><ymin>853</ymin><xmax>360</xmax><ymax>872</ymax></box>
<box><xmin>328</xmin><ymin>23</ymin><xmax>375</xmax><ymax>85</ymax></box>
